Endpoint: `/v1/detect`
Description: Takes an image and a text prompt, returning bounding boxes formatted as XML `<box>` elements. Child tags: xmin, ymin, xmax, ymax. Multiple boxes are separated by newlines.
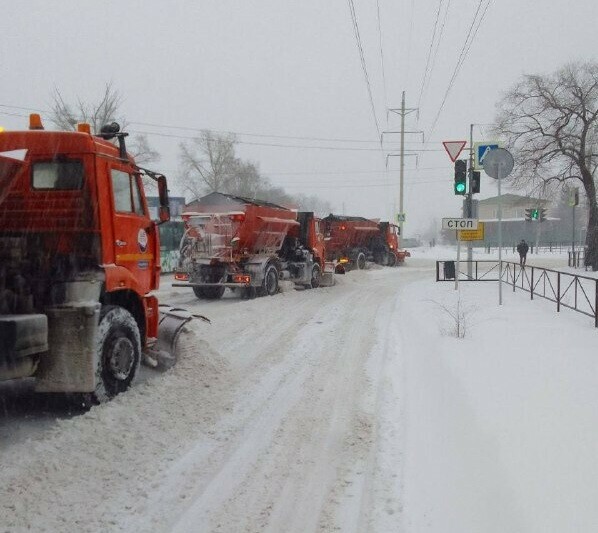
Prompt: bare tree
<box><xmin>292</xmin><ymin>193</ymin><xmax>334</xmax><ymax>217</ymax></box>
<box><xmin>49</xmin><ymin>83</ymin><xmax>160</xmax><ymax>166</ymax></box>
<box><xmin>495</xmin><ymin>61</ymin><xmax>598</xmax><ymax>267</ymax></box>
<box><xmin>50</xmin><ymin>82</ymin><xmax>124</xmax><ymax>134</ymax></box>
<box><xmin>131</xmin><ymin>134</ymin><xmax>161</xmax><ymax>166</ymax></box>
<box><xmin>224</xmin><ymin>159</ymin><xmax>265</xmax><ymax>198</ymax></box>
<box><xmin>179</xmin><ymin>131</ymin><xmax>237</xmax><ymax>199</ymax></box>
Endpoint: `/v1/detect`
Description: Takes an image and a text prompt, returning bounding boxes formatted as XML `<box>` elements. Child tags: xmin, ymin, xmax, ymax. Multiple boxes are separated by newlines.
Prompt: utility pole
<box><xmin>387</xmin><ymin>91</ymin><xmax>419</xmax><ymax>236</ymax></box>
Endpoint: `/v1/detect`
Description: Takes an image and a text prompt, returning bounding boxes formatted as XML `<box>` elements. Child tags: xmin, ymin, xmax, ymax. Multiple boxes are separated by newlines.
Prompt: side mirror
<box><xmin>230</xmin><ymin>237</ymin><xmax>240</xmax><ymax>247</ymax></box>
<box><xmin>157</xmin><ymin>175</ymin><xmax>170</xmax><ymax>224</ymax></box>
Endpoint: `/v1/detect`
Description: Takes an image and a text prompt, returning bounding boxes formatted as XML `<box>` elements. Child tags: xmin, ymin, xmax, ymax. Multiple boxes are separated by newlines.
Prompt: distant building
<box><xmin>476</xmin><ymin>193</ymin><xmax>574</xmax><ymax>247</ymax></box>
<box><xmin>478</xmin><ymin>193</ymin><xmax>550</xmax><ymax>221</ymax></box>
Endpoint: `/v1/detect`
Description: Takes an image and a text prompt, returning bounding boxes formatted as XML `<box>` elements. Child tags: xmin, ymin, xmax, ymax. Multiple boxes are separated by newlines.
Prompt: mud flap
<box><xmin>144</xmin><ymin>306</ymin><xmax>209</xmax><ymax>370</ymax></box>
<box><xmin>35</xmin><ymin>304</ymin><xmax>100</xmax><ymax>393</ymax></box>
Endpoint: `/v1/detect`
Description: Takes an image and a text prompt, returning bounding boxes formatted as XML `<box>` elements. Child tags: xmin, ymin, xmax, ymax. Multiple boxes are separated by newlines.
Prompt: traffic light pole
<box><xmin>466</xmin><ymin>123</ymin><xmax>474</xmax><ymax>278</ymax></box>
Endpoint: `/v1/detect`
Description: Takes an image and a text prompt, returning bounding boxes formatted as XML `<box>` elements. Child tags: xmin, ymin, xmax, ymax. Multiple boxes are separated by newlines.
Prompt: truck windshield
<box><xmin>32</xmin><ymin>160</ymin><xmax>84</xmax><ymax>190</ymax></box>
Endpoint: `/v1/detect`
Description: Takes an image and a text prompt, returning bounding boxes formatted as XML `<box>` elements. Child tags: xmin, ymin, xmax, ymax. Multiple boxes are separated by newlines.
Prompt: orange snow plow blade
<box><xmin>144</xmin><ymin>306</ymin><xmax>210</xmax><ymax>370</ymax></box>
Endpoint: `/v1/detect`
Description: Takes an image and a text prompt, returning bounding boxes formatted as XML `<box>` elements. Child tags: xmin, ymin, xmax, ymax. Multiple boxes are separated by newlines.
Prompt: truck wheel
<box><xmin>192</xmin><ymin>286</ymin><xmax>225</xmax><ymax>300</ymax></box>
<box><xmin>193</xmin><ymin>286</ymin><xmax>205</xmax><ymax>299</ymax></box>
<box><xmin>388</xmin><ymin>252</ymin><xmax>397</xmax><ymax>267</ymax></box>
<box><xmin>262</xmin><ymin>264</ymin><xmax>279</xmax><ymax>296</ymax></box>
<box><xmin>308</xmin><ymin>264</ymin><xmax>321</xmax><ymax>289</ymax></box>
<box><xmin>93</xmin><ymin>306</ymin><xmax>141</xmax><ymax>403</ymax></box>
<box><xmin>357</xmin><ymin>252</ymin><xmax>366</xmax><ymax>270</ymax></box>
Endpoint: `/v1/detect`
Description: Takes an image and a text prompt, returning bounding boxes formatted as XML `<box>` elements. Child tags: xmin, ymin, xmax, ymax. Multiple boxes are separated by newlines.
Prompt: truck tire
<box><xmin>92</xmin><ymin>306</ymin><xmax>141</xmax><ymax>403</ymax></box>
<box><xmin>388</xmin><ymin>252</ymin><xmax>397</xmax><ymax>267</ymax></box>
<box><xmin>356</xmin><ymin>252</ymin><xmax>366</xmax><ymax>270</ymax></box>
<box><xmin>307</xmin><ymin>264</ymin><xmax>321</xmax><ymax>289</ymax></box>
<box><xmin>193</xmin><ymin>286</ymin><xmax>225</xmax><ymax>300</ymax></box>
<box><xmin>261</xmin><ymin>264</ymin><xmax>279</xmax><ymax>296</ymax></box>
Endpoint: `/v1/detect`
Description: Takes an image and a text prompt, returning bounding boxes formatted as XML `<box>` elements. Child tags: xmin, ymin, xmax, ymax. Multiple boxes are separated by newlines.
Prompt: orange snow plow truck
<box><xmin>0</xmin><ymin>115</ymin><xmax>194</xmax><ymax>402</ymax></box>
<box><xmin>322</xmin><ymin>215</ymin><xmax>409</xmax><ymax>269</ymax></box>
<box><xmin>173</xmin><ymin>192</ymin><xmax>335</xmax><ymax>299</ymax></box>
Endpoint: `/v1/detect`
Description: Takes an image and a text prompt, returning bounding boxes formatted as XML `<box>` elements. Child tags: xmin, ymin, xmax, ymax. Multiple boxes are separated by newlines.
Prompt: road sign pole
<box><xmin>482</xmin><ymin>148</ymin><xmax>513</xmax><ymax>306</ymax></box>
<box><xmin>467</xmin><ymin>123</ymin><xmax>474</xmax><ymax>279</ymax></box>
<box><xmin>455</xmin><ymin>230</ymin><xmax>461</xmax><ymax>291</ymax></box>
<box><xmin>571</xmin><ymin>202</ymin><xmax>579</xmax><ymax>267</ymax></box>
<box><xmin>497</xmin><ymin>164</ymin><xmax>503</xmax><ymax>305</ymax></box>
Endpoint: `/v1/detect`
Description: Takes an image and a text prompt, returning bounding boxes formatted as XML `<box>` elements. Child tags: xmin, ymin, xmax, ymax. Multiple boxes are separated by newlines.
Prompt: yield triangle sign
<box><xmin>442</xmin><ymin>140</ymin><xmax>467</xmax><ymax>162</ymax></box>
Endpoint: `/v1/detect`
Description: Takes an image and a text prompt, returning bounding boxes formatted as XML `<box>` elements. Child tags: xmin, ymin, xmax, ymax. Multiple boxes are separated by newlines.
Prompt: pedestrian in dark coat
<box><xmin>516</xmin><ymin>239</ymin><xmax>529</xmax><ymax>266</ymax></box>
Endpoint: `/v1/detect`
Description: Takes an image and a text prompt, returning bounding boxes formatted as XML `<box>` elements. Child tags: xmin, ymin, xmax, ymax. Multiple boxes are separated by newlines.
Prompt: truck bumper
<box><xmin>172</xmin><ymin>282</ymin><xmax>249</xmax><ymax>289</ymax></box>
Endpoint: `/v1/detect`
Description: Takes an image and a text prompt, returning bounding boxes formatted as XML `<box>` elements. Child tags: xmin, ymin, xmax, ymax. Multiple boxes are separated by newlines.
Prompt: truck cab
<box><xmin>0</xmin><ymin>116</ymin><xmax>179</xmax><ymax>402</ymax></box>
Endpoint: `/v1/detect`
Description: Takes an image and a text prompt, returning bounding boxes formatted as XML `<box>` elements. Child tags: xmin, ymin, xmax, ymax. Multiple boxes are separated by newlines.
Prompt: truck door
<box><xmin>109</xmin><ymin>165</ymin><xmax>154</xmax><ymax>293</ymax></box>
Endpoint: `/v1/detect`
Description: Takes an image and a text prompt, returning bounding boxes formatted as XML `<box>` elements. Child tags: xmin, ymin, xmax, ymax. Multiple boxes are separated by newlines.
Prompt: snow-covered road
<box><xmin>3</xmin><ymin>255</ymin><xmax>598</xmax><ymax>532</ymax></box>
<box><xmin>1</xmin><ymin>263</ymin><xmax>426</xmax><ymax>532</ymax></box>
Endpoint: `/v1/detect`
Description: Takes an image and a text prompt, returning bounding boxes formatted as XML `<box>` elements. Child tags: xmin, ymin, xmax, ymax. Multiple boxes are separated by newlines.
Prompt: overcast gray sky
<box><xmin>1</xmin><ymin>1</ymin><xmax>597</xmax><ymax>237</ymax></box>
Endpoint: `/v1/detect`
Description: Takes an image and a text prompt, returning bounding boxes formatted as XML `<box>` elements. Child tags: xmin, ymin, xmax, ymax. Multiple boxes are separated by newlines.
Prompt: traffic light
<box><xmin>454</xmin><ymin>160</ymin><xmax>467</xmax><ymax>195</ymax></box>
<box><xmin>471</xmin><ymin>171</ymin><xmax>481</xmax><ymax>194</ymax></box>
<box><xmin>525</xmin><ymin>208</ymin><xmax>542</xmax><ymax>221</ymax></box>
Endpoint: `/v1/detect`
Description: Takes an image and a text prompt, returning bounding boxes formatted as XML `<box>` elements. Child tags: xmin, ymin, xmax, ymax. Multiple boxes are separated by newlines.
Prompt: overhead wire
<box><xmin>264</xmin><ymin>166</ymin><xmax>448</xmax><ymax>176</ymax></box>
<box><xmin>128</xmin><ymin>128</ymin><xmax>445</xmax><ymax>152</ymax></box>
<box><xmin>427</xmin><ymin>0</ymin><xmax>492</xmax><ymax>137</ymax></box>
<box><xmin>375</xmin><ymin>0</ymin><xmax>388</xmax><ymax>113</ymax></box>
<box><xmin>346</xmin><ymin>0</ymin><xmax>382</xmax><ymax>138</ymax></box>
<box><xmin>417</xmin><ymin>0</ymin><xmax>444</xmax><ymax>109</ymax></box>
<box><xmin>281</xmin><ymin>177</ymin><xmax>450</xmax><ymax>189</ymax></box>
<box><xmin>405</xmin><ymin>0</ymin><xmax>416</xmax><ymax>88</ymax></box>
<box><xmin>427</xmin><ymin>0</ymin><xmax>452</xmax><ymax>90</ymax></box>
<box><xmin>0</xmin><ymin>104</ymin><xmax>419</xmax><ymax>147</ymax></box>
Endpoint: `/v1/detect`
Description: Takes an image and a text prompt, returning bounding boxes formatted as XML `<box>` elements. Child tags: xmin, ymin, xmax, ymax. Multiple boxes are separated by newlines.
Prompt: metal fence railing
<box><xmin>436</xmin><ymin>260</ymin><xmax>598</xmax><ymax>327</ymax></box>
<box><xmin>479</xmin><ymin>242</ymin><xmax>583</xmax><ymax>254</ymax></box>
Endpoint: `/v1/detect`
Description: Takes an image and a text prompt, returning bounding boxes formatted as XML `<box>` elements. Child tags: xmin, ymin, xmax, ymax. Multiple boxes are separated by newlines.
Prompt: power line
<box><xmin>375</xmin><ymin>0</ymin><xmax>388</xmax><ymax>110</ymax></box>
<box><xmin>128</xmin><ymin>128</ymin><xmax>446</xmax><ymax>152</ymax></box>
<box><xmin>281</xmin><ymin>177</ymin><xmax>449</xmax><ymax>189</ymax></box>
<box><xmin>0</xmin><ymin>103</ymin><xmax>412</xmax><ymax>146</ymax></box>
<box><xmin>0</xmin><ymin>108</ymin><xmax>445</xmax><ymax>152</ymax></box>
<box><xmin>405</xmin><ymin>0</ymin><xmax>416</xmax><ymax>88</ymax></box>
<box><xmin>417</xmin><ymin>0</ymin><xmax>444</xmax><ymax>109</ymax></box>
<box><xmin>427</xmin><ymin>0</ymin><xmax>452</xmax><ymax>91</ymax></box>
<box><xmin>346</xmin><ymin>0</ymin><xmax>382</xmax><ymax>138</ymax></box>
<box><xmin>264</xmin><ymin>166</ymin><xmax>449</xmax><ymax>176</ymax></box>
<box><xmin>427</xmin><ymin>0</ymin><xmax>491</xmax><ymax>137</ymax></box>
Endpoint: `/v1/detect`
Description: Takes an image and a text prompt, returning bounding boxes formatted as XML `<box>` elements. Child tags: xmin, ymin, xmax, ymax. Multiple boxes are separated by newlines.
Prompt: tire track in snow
<box><xmin>164</xmin><ymin>272</ymin><xmax>414</xmax><ymax>532</ymax></box>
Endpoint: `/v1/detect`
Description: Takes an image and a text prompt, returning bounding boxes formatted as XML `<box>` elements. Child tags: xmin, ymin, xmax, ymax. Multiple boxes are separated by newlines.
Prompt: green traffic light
<box><xmin>531</xmin><ymin>209</ymin><xmax>539</xmax><ymax>220</ymax></box>
<box><xmin>455</xmin><ymin>182</ymin><xmax>466</xmax><ymax>193</ymax></box>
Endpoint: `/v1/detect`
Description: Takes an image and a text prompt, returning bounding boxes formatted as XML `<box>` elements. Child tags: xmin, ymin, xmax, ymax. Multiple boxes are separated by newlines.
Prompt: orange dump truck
<box><xmin>0</xmin><ymin>116</ymin><xmax>193</xmax><ymax>402</ymax></box>
<box><xmin>173</xmin><ymin>192</ymin><xmax>334</xmax><ymax>299</ymax></box>
<box><xmin>323</xmin><ymin>215</ymin><xmax>409</xmax><ymax>269</ymax></box>
<box><xmin>322</xmin><ymin>214</ymin><xmax>380</xmax><ymax>270</ymax></box>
